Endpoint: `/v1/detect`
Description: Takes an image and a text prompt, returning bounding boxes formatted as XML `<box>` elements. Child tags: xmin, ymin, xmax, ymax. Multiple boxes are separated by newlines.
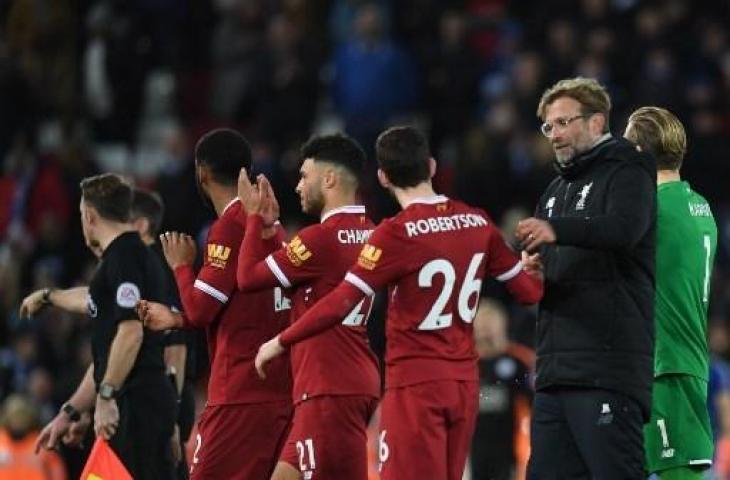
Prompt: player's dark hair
<box><xmin>375</xmin><ymin>126</ymin><xmax>431</xmax><ymax>188</ymax></box>
<box><xmin>80</xmin><ymin>173</ymin><xmax>133</xmax><ymax>223</ymax></box>
<box><xmin>194</xmin><ymin>128</ymin><xmax>252</xmax><ymax>186</ymax></box>
<box><xmin>130</xmin><ymin>188</ymin><xmax>165</xmax><ymax>236</ymax></box>
<box><xmin>300</xmin><ymin>133</ymin><xmax>366</xmax><ymax>181</ymax></box>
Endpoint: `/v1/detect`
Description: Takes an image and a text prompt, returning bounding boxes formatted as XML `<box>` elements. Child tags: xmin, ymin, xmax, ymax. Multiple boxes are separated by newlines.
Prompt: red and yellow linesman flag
<box><xmin>80</xmin><ymin>438</ymin><xmax>132</xmax><ymax>480</ymax></box>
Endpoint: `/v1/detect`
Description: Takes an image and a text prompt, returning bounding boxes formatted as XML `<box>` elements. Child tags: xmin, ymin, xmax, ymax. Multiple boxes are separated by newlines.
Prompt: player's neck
<box><xmin>657</xmin><ymin>170</ymin><xmax>680</xmax><ymax>185</ymax></box>
<box><xmin>320</xmin><ymin>192</ymin><xmax>360</xmax><ymax>220</ymax></box>
<box><xmin>209</xmin><ymin>187</ymin><xmax>238</xmax><ymax>217</ymax></box>
<box><xmin>393</xmin><ymin>182</ymin><xmax>437</xmax><ymax>209</ymax></box>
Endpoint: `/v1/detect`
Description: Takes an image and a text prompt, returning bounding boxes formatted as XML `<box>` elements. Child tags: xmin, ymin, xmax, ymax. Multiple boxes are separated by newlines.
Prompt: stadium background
<box><xmin>0</xmin><ymin>0</ymin><xmax>729</xmax><ymax>478</ymax></box>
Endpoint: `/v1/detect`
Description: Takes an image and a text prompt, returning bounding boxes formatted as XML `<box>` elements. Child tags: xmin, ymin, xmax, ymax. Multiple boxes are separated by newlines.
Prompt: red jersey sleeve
<box><xmin>265</xmin><ymin>224</ymin><xmax>327</xmax><ymax>288</ymax></box>
<box><xmin>484</xmin><ymin>223</ymin><xmax>543</xmax><ymax>304</ymax></box>
<box><xmin>344</xmin><ymin>220</ymin><xmax>407</xmax><ymax>296</ymax></box>
<box><xmin>177</xmin><ymin>218</ymin><xmax>240</xmax><ymax>328</ymax></box>
<box><xmin>278</xmin><ymin>280</ymin><xmax>365</xmax><ymax>347</ymax></box>
<box><xmin>236</xmin><ymin>215</ymin><xmax>288</xmax><ymax>291</ymax></box>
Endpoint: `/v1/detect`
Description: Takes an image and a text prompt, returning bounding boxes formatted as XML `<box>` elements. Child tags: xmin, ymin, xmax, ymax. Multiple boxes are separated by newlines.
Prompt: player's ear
<box><xmin>428</xmin><ymin>157</ymin><xmax>437</xmax><ymax>179</ymax></box>
<box><xmin>323</xmin><ymin>167</ymin><xmax>336</xmax><ymax>189</ymax></box>
<box><xmin>377</xmin><ymin>168</ymin><xmax>390</xmax><ymax>188</ymax></box>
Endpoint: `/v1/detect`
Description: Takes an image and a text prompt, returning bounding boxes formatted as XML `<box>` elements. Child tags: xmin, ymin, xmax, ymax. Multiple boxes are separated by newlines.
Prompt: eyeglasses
<box><xmin>540</xmin><ymin>114</ymin><xmax>589</xmax><ymax>137</ymax></box>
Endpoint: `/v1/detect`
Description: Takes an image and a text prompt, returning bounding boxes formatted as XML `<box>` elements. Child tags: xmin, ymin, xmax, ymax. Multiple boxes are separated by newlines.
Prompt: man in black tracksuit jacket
<box><xmin>516</xmin><ymin>77</ymin><xmax>655</xmax><ymax>479</ymax></box>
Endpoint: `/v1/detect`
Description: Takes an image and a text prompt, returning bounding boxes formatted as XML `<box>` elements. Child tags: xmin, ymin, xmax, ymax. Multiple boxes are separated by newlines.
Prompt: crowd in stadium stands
<box><xmin>0</xmin><ymin>0</ymin><xmax>728</xmax><ymax>478</ymax></box>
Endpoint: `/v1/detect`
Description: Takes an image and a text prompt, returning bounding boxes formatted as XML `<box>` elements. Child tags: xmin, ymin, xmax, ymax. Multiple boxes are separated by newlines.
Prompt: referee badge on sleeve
<box><xmin>116</xmin><ymin>282</ymin><xmax>141</xmax><ymax>308</ymax></box>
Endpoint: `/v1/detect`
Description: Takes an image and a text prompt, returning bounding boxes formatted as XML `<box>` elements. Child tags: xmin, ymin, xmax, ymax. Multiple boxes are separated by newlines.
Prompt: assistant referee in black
<box><xmin>33</xmin><ymin>173</ymin><xmax>177</xmax><ymax>479</ymax></box>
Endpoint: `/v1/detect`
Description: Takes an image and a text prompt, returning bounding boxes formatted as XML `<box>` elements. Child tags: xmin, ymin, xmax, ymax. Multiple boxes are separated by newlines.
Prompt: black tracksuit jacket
<box><xmin>534</xmin><ymin>135</ymin><xmax>656</xmax><ymax>419</ymax></box>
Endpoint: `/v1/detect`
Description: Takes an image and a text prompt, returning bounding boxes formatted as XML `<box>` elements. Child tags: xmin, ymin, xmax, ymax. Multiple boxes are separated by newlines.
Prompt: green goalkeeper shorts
<box><xmin>644</xmin><ymin>374</ymin><xmax>714</xmax><ymax>474</ymax></box>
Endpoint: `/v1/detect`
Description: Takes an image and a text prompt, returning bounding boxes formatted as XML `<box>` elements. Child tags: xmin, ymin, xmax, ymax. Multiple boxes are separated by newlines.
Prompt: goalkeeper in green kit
<box><xmin>624</xmin><ymin>107</ymin><xmax>717</xmax><ymax>479</ymax></box>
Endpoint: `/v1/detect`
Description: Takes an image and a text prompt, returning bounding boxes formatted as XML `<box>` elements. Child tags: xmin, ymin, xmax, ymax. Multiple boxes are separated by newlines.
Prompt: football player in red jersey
<box><xmin>256</xmin><ymin>126</ymin><xmax>543</xmax><ymax>480</ymax></box>
<box><xmin>235</xmin><ymin>134</ymin><xmax>380</xmax><ymax>480</ymax></box>
<box><xmin>139</xmin><ymin>129</ymin><xmax>292</xmax><ymax>480</ymax></box>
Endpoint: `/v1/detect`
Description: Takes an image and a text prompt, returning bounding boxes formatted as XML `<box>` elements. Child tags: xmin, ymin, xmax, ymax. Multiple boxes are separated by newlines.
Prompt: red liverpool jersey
<box><xmin>175</xmin><ymin>199</ymin><xmax>291</xmax><ymax>405</ymax></box>
<box><xmin>265</xmin><ymin>205</ymin><xmax>380</xmax><ymax>403</ymax></box>
<box><xmin>343</xmin><ymin>195</ymin><xmax>524</xmax><ymax>389</ymax></box>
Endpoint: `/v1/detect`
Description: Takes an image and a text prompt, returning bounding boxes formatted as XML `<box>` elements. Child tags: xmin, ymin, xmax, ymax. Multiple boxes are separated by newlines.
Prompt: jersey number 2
<box><xmin>418</xmin><ymin>253</ymin><xmax>484</xmax><ymax>330</ymax></box>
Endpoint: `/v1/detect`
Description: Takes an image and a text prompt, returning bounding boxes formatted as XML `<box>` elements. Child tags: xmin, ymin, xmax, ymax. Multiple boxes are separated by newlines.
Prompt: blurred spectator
<box><xmin>471</xmin><ymin>298</ymin><xmax>533</xmax><ymax>480</ymax></box>
<box><xmin>331</xmin><ymin>2</ymin><xmax>419</xmax><ymax>150</ymax></box>
<box><xmin>0</xmin><ymin>393</ymin><xmax>67</xmax><ymax>480</ymax></box>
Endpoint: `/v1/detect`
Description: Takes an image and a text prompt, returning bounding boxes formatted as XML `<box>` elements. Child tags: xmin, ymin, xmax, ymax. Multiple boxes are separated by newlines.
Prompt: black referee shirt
<box><xmin>89</xmin><ymin>231</ymin><xmax>167</xmax><ymax>387</ymax></box>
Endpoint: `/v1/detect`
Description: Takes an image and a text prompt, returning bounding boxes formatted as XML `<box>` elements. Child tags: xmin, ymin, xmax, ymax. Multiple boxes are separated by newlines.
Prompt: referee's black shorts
<box><xmin>111</xmin><ymin>372</ymin><xmax>178</xmax><ymax>480</ymax></box>
<box><xmin>527</xmin><ymin>387</ymin><xmax>645</xmax><ymax>479</ymax></box>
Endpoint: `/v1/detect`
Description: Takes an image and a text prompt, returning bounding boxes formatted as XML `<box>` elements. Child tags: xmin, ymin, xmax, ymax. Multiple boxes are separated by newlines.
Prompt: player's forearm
<box><xmin>279</xmin><ymin>281</ymin><xmax>364</xmax><ymax>347</ymax></box>
<box><xmin>505</xmin><ymin>270</ymin><xmax>544</xmax><ymax>304</ymax></box>
<box><xmin>175</xmin><ymin>266</ymin><xmax>221</xmax><ymax>328</ymax></box>
<box><xmin>67</xmin><ymin>365</ymin><xmax>96</xmax><ymax>412</ymax></box>
<box><xmin>237</xmin><ymin>215</ymin><xmax>282</xmax><ymax>291</ymax></box>
<box><xmin>102</xmin><ymin>320</ymin><xmax>143</xmax><ymax>389</ymax></box>
<box><xmin>164</xmin><ymin>344</ymin><xmax>186</xmax><ymax>395</ymax></box>
<box><xmin>47</xmin><ymin>287</ymin><xmax>89</xmax><ymax>314</ymax></box>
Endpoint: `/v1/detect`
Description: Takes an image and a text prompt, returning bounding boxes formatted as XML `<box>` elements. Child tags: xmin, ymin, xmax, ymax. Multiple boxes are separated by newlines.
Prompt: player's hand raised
<box><xmin>138</xmin><ymin>300</ymin><xmax>182</xmax><ymax>330</ymax></box>
<box><xmin>160</xmin><ymin>231</ymin><xmax>196</xmax><ymax>269</ymax></box>
<box><xmin>255</xmin><ymin>335</ymin><xmax>286</xmax><ymax>379</ymax></box>
<box><xmin>238</xmin><ymin>167</ymin><xmax>262</xmax><ymax>216</ymax></box>
<box><xmin>257</xmin><ymin>175</ymin><xmax>280</xmax><ymax>228</ymax></box>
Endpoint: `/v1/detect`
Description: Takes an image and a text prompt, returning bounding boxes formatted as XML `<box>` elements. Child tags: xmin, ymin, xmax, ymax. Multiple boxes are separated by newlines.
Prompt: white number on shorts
<box><xmin>657</xmin><ymin>418</ymin><xmax>670</xmax><ymax>448</ymax></box>
<box><xmin>296</xmin><ymin>438</ymin><xmax>316</xmax><ymax>471</ymax></box>
<box><xmin>341</xmin><ymin>297</ymin><xmax>374</xmax><ymax>327</ymax></box>
<box><xmin>190</xmin><ymin>433</ymin><xmax>202</xmax><ymax>474</ymax></box>
<box><xmin>417</xmin><ymin>254</ymin><xmax>485</xmax><ymax>330</ymax></box>
<box><xmin>378</xmin><ymin>430</ymin><xmax>389</xmax><ymax>465</ymax></box>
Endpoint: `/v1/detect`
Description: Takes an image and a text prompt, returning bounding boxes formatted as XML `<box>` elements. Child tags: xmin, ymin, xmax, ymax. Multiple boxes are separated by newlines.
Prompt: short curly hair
<box><xmin>537</xmin><ymin>77</ymin><xmax>612</xmax><ymax>132</ymax></box>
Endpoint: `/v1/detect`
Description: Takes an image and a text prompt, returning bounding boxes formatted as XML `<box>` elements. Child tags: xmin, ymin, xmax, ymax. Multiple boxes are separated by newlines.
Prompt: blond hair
<box><xmin>625</xmin><ymin>106</ymin><xmax>687</xmax><ymax>171</ymax></box>
<box><xmin>537</xmin><ymin>77</ymin><xmax>611</xmax><ymax>131</ymax></box>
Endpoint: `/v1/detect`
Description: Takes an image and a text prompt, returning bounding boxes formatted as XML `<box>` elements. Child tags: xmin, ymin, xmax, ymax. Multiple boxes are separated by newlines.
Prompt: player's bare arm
<box><xmin>36</xmin><ymin>365</ymin><xmax>96</xmax><ymax>453</ymax></box>
<box><xmin>95</xmin><ymin>319</ymin><xmax>144</xmax><ymax>439</ymax></box>
<box><xmin>20</xmin><ymin>286</ymin><xmax>89</xmax><ymax>318</ymax></box>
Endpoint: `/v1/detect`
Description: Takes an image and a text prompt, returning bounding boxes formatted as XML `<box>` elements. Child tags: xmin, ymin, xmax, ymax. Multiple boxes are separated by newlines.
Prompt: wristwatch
<box><xmin>98</xmin><ymin>383</ymin><xmax>117</xmax><ymax>400</ymax></box>
<box><xmin>61</xmin><ymin>402</ymin><xmax>81</xmax><ymax>422</ymax></box>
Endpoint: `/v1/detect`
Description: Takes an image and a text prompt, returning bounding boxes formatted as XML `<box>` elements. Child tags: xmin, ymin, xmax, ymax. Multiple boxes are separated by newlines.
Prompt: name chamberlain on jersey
<box><xmin>405</xmin><ymin>213</ymin><xmax>488</xmax><ymax>237</ymax></box>
<box><xmin>337</xmin><ymin>229</ymin><xmax>373</xmax><ymax>244</ymax></box>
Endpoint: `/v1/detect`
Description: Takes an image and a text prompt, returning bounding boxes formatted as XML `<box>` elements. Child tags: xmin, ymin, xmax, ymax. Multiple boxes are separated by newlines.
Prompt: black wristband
<box><xmin>41</xmin><ymin>288</ymin><xmax>54</xmax><ymax>306</ymax></box>
<box><xmin>61</xmin><ymin>402</ymin><xmax>81</xmax><ymax>422</ymax></box>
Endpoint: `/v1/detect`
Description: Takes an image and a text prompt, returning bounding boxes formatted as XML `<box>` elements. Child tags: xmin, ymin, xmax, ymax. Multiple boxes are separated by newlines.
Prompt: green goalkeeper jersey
<box><xmin>655</xmin><ymin>180</ymin><xmax>717</xmax><ymax>380</ymax></box>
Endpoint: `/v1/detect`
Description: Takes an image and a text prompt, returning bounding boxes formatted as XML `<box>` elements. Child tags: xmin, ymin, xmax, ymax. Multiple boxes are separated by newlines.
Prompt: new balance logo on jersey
<box><xmin>404</xmin><ymin>214</ymin><xmax>487</xmax><ymax>238</ymax></box>
<box><xmin>286</xmin><ymin>236</ymin><xmax>312</xmax><ymax>266</ymax></box>
<box><xmin>207</xmin><ymin>244</ymin><xmax>231</xmax><ymax>269</ymax></box>
<box><xmin>358</xmin><ymin>244</ymin><xmax>382</xmax><ymax>270</ymax></box>
<box><xmin>274</xmin><ymin>287</ymin><xmax>291</xmax><ymax>312</ymax></box>
<box><xmin>576</xmin><ymin>182</ymin><xmax>593</xmax><ymax>211</ymax></box>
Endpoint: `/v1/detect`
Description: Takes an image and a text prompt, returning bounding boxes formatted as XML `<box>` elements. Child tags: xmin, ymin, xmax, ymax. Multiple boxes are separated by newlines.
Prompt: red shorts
<box><xmin>279</xmin><ymin>395</ymin><xmax>378</xmax><ymax>480</ymax></box>
<box><xmin>378</xmin><ymin>380</ymin><xmax>479</xmax><ymax>480</ymax></box>
<box><xmin>190</xmin><ymin>401</ymin><xmax>292</xmax><ymax>480</ymax></box>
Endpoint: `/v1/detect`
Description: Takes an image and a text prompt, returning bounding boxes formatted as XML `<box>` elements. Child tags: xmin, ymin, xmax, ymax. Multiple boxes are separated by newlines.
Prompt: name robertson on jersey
<box><xmin>404</xmin><ymin>213</ymin><xmax>488</xmax><ymax>237</ymax></box>
<box><xmin>337</xmin><ymin>229</ymin><xmax>373</xmax><ymax>244</ymax></box>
